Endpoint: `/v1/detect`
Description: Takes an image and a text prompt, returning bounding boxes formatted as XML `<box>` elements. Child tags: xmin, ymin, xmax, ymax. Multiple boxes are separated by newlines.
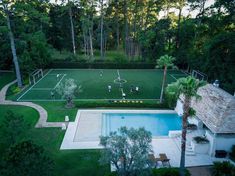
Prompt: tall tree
<box><xmin>114</xmin><ymin>0</ymin><xmax>120</xmax><ymax>49</ymax></box>
<box><xmin>157</xmin><ymin>55</ymin><xmax>175</xmax><ymax>103</ymax></box>
<box><xmin>60</xmin><ymin>0</ymin><xmax>77</xmax><ymax>54</ymax></box>
<box><xmin>69</xmin><ymin>2</ymin><xmax>76</xmax><ymax>54</ymax></box>
<box><xmin>0</xmin><ymin>0</ymin><xmax>23</xmax><ymax>87</ymax></box>
<box><xmin>166</xmin><ymin>76</ymin><xmax>205</xmax><ymax>176</ymax></box>
<box><xmin>100</xmin><ymin>0</ymin><xmax>104</xmax><ymax>59</ymax></box>
<box><xmin>175</xmin><ymin>0</ymin><xmax>186</xmax><ymax>49</ymax></box>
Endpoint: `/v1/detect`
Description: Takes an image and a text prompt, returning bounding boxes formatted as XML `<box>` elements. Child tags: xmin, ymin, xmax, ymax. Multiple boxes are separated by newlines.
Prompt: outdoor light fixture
<box><xmin>213</xmin><ymin>80</ymin><xmax>219</xmax><ymax>87</ymax></box>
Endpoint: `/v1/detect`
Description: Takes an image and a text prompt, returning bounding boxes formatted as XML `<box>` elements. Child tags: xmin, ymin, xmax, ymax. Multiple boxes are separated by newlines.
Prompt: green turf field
<box><xmin>17</xmin><ymin>69</ymin><xmax>187</xmax><ymax>101</ymax></box>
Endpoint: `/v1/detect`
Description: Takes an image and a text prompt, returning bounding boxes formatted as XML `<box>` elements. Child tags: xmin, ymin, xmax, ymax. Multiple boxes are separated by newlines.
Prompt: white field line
<box><xmin>169</xmin><ymin>74</ymin><xmax>178</xmax><ymax>81</ymax></box>
<box><xmin>17</xmin><ymin>69</ymin><xmax>52</xmax><ymax>101</ymax></box>
<box><xmin>17</xmin><ymin>98</ymin><xmax>159</xmax><ymax>102</ymax></box>
<box><xmin>31</xmin><ymin>88</ymin><xmax>53</xmax><ymax>90</ymax></box>
<box><xmin>116</xmin><ymin>69</ymin><xmax>125</xmax><ymax>97</ymax></box>
<box><xmin>53</xmin><ymin>74</ymin><xmax>66</xmax><ymax>89</ymax></box>
<box><xmin>117</xmin><ymin>69</ymin><xmax>121</xmax><ymax>78</ymax></box>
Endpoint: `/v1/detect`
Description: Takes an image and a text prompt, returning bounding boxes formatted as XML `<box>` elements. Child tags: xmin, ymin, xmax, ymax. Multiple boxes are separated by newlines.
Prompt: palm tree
<box><xmin>1</xmin><ymin>2</ymin><xmax>23</xmax><ymax>88</ymax></box>
<box><xmin>157</xmin><ymin>55</ymin><xmax>175</xmax><ymax>103</ymax></box>
<box><xmin>166</xmin><ymin>76</ymin><xmax>205</xmax><ymax>176</ymax></box>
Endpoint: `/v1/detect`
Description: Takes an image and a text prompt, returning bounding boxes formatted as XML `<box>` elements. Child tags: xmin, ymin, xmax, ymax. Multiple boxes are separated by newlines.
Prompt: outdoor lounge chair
<box><xmin>148</xmin><ymin>154</ymin><xmax>161</xmax><ymax>168</ymax></box>
<box><xmin>159</xmin><ymin>153</ymin><xmax>171</xmax><ymax>167</ymax></box>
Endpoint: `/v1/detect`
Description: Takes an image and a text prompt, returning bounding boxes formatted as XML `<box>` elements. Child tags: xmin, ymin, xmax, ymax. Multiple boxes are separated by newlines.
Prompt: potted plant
<box><xmin>191</xmin><ymin>136</ymin><xmax>210</xmax><ymax>154</ymax></box>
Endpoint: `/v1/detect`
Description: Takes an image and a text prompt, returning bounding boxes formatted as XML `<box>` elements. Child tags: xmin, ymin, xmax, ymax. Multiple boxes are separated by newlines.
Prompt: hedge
<box><xmin>105</xmin><ymin>168</ymin><xmax>191</xmax><ymax>176</ymax></box>
<box><xmin>48</xmin><ymin>61</ymin><xmax>155</xmax><ymax>69</ymax></box>
<box><xmin>74</xmin><ymin>100</ymin><xmax>169</xmax><ymax>109</ymax></box>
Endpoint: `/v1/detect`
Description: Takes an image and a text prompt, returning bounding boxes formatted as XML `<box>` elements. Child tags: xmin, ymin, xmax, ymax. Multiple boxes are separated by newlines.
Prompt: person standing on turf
<box><xmin>108</xmin><ymin>85</ymin><xmax>111</xmax><ymax>92</ymax></box>
<box><xmin>100</xmin><ymin>70</ymin><xmax>103</xmax><ymax>77</ymax></box>
<box><xmin>50</xmin><ymin>90</ymin><xmax>55</xmax><ymax>99</ymax></box>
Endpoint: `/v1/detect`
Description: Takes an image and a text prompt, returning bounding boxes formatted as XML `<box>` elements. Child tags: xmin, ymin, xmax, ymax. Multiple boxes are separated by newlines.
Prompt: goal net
<box><xmin>191</xmin><ymin>70</ymin><xmax>208</xmax><ymax>81</ymax></box>
<box><xmin>29</xmin><ymin>69</ymin><xmax>44</xmax><ymax>85</ymax></box>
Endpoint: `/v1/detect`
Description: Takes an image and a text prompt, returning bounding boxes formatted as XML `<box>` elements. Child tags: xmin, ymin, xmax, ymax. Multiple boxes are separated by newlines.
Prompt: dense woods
<box><xmin>0</xmin><ymin>0</ymin><xmax>234</xmax><ymax>93</ymax></box>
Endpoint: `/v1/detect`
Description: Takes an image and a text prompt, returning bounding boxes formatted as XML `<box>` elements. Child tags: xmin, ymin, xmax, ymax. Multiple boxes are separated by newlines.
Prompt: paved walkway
<box><xmin>0</xmin><ymin>80</ymin><xmax>63</xmax><ymax>128</ymax></box>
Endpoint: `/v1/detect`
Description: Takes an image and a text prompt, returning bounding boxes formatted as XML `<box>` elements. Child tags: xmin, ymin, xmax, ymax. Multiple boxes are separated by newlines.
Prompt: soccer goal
<box><xmin>191</xmin><ymin>70</ymin><xmax>208</xmax><ymax>81</ymax></box>
<box><xmin>29</xmin><ymin>69</ymin><xmax>44</xmax><ymax>85</ymax></box>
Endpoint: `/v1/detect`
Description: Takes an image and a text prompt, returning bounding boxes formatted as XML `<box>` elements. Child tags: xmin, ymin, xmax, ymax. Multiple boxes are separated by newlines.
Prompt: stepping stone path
<box><xmin>0</xmin><ymin>80</ymin><xmax>64</xmax><ymax>128</ymax></box>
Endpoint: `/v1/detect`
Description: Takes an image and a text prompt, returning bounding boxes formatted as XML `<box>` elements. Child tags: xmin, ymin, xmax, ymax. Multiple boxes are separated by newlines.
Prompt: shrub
<box><xmin>229</xmin><ymin>145</ymin><xmax>235</xmax><ymax>161</ymax></box>
<box><xmin>212</xmin><ymin>161</ymin><xmax>235</xmax><ymax>176</ymax></box>
<box><xmin>7</xmin><ymin>84</ymin><xmax>21</xmax><ymax>96</ymax></box>
<box><xmin>104</xmin><ymin>172</ymin><xmax>117</xmax><ymax>176</ymax></box>
<box><xmin>74</xmin><ymin>100</ymin><xmax>169</xmax><ymax>109</ymax></box>
<box><xmin>105</xmin><ymin>168</ymin><xmax>190</xmax><ymax>176</ymax></box>
<box><xmin>152</xmin><ymin>168</ymin><xmax>190</xmax><ymax>176</ymax></box>
<box><xmin>193</xmin><ymin>136</ymin><xmax>209</xmax><ymax>144</ymax></box>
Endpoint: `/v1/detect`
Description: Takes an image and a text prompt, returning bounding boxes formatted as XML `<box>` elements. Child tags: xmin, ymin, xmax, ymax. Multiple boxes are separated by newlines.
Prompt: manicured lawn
<box><xmin>37</xmin><ymin>101</ymin><xmax>78</xmax><ymax>122</ymax></box>
<box><xmin>14</xmin><ymin>69</ymin><xmax>186</xmax><ymax>101</ymax></box>
<box><xmin>0</xmin><ymin>105</ymin><xmax>109</xmax><ymax>176</ymax></box>
<box><xmin>0</xmin><ymin>72</ymin><xmax>15</xmax><ymax>89</ymax></box>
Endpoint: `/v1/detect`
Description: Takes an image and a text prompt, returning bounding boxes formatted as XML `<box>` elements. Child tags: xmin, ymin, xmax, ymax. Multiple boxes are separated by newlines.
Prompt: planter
<box><xmin>191</xmin><ymin>140</ymin><xmax>210</xmax><ymax>154</ymax></box>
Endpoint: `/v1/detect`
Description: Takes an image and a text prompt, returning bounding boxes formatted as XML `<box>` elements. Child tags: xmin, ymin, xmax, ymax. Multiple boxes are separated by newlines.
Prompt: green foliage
<box><xmin>212</xmin><ymin>161</ymin><xmax>235</xmax><ymax>176</ymax></box>
<box><xmin>1</xmin><ymin>140</ymin><xmax>54</xmax><ymax>176</ymax></box>
<box><xmin>0</xmin><ymin>111</ymin><xmax>29</xmax><ymax>148</ymax></box>
<box><xmin>0</xmin><ymin>72</ymin><xmax>15</xmax><ymax>89</ymax></box>
<box><xmin>193</xmin><ymin>136</ymin><xmax>209</xmax><ymax>144</ymax></box>
<box><xmin>165</xmin><ymin>90</ymin><xmax>178</xmax><ymax>108</ymax></box>
<box><xmin>229</xmin><ymin>145</ymin><xmax>235</xmax><ymax>161</ymax></box>
<box><xmin>157</xmin><ymin>55</ymin><xmax>175</xmax><ymax>68</ymax></box>
<box><xmin>166</xmin><ymin>76</ymin><xmax>206</xmax><ymax>99</ymax></box>
<box><xmin>19</xmin><ymin>31</ymin><xmax>52</xmax><ymax>73</ymax></box>
<box><xmin>100</xmin><ymin>127</ymin><xmax>152</xmax><ymax>176</ymax></box>
<box><xmin>152</xmin><ymin>168</ymin><xmax>190</xmax><ymax>176</ymax></box>
<box><xmin>50</xmin><ymin>61</ymin><xmax>155</xmax><ymax>69</ymax></box>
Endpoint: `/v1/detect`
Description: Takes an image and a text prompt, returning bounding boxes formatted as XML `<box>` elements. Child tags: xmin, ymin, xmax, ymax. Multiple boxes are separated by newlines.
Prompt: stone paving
<box><xmin>0</xmin><ymin>80</ymin><xmax>63</xmax><ymax>128</ymax></box>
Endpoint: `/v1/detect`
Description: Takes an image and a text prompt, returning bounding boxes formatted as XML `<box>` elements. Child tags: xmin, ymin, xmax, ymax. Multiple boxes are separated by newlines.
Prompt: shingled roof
<box><xmin>190</xmin><ymin>84</ymin><xmax>235</xmax><ymax>134</ymax></box>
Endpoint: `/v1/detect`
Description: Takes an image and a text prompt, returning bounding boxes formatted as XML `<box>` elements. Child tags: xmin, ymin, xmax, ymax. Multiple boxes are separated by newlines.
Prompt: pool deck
<box><xmin>60</xmin><ymin>109</ymin><xmax>230</xmax><ymax>167</ymax></box>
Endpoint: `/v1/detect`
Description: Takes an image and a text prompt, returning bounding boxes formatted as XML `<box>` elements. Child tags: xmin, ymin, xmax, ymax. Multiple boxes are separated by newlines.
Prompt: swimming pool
<box><xmin>102</xmin><ymin>113</ymin><xmax>182</xmax><ymax>136</ymax></box>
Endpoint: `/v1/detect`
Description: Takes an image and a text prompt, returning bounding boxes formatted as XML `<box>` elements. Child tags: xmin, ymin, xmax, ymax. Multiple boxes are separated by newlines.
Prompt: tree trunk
<box><xmin>69</xmin><ymin>5</ymin><xmax>76</xmax><ymax>54</ymax></box>
<box><xmin>100</xmin><ymin>0</ymin><xmax>104</xmax><ymax>59</ymax></box>
<box><xmin>83</xmin><ymin>30</ymin><xmax>87</xmax><ymax>56</ymax></box>
<box><xmin>6</xmin><ymin>10</ymin><xmax>23</xmax><ymax>88</ymax></box>
<box><xmin>160</xmin><ymin>66</ymin><xmax>167</xmax><ymax>103</ymax></box>
<box><xmin>179</xmin><ymin>96</ymin><xmax>191</xmax><ymax>176</ymax></box>
<box><xmin>123</xmin><ymin>0</ymin><xmax>128</xmax><ymax>55</ymax></box>
<box><xmin>89</xmin><ymin>28</ymin><xmax>94</xmax><ymax>57</ymax></box>
<box><xmin>115</xmin><ymin>0</ymin><xmax>120</xmax><ymax>49</ymax></box>
<box><xmin>176</xmin><ymin>8</ymin><xmax>182</xmax><ymax>49</ymax></box>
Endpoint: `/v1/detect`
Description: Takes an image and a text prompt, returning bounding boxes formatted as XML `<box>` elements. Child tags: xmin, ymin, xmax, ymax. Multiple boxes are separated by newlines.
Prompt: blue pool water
<box><xmin>102</xmin><ymin>113</ymin><xmax>182</xmax><ymax>136</ymax></box>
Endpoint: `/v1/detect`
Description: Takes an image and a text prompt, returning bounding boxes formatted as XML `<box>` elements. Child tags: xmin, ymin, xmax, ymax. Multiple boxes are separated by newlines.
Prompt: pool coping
<box><xmin>60</xmin><ymin>109</ymin><xmax>178</xmax><ymax>150</ymax></box>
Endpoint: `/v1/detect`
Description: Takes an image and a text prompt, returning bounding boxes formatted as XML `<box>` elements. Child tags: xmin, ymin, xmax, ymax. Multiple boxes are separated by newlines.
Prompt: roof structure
<box><xmin>191</xmin><ymin>84</ymin><xmax>235</xmax><ymax>134</ymax></box>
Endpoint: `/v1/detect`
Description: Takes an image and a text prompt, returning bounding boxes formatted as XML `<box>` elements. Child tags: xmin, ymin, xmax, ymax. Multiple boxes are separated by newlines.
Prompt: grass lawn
<box><xmin>14</xmin><ymin>69</ymin><xmax>186</xmax><ymax>101</ymax></box>
<box><xmin>36</xmin><ymin>101</ymin><xmax>78</xmax><ymax>122</ymax></box>
<box><xmin>0</xmin><ymin>72</ymin><xmax>15</xmax><ymax>89</ymax></box>
<box><xmin>0</xmin><ymin>105</ymin><xmax>109</xmax><ymax>176</ymax></box>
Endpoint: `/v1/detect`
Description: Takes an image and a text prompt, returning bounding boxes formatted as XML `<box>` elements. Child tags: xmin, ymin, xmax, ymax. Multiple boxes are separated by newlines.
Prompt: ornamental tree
<box><xmin>100</xmin><ymin>127</ymin><xmax>152</xmax><ymax>176</ymax></box>
<box><xmin>56</xmin><ymin>78</ymin><xmax>81</xmax><ymax>108</ymax></box>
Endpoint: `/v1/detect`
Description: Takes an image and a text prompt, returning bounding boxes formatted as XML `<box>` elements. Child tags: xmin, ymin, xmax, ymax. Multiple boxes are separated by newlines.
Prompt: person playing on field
<box><xmin>130</xmin><ymin>85</ymin><xmax>134</xmax><ymax>92</ymax></box>
<box><xmin>50</xmin><ymin>91</ymin><xmax>55</xmax><ymax>99</ymax></box>
<box><xmin>108</xmin><ymin>85</ymin><xmax>112</xmax><ymax>92</ymax></box>
<box><xmin>136</xmin><ymin>86</ymin><xmax>139</xmax><ymax>92</ymax></box>
<box><xmin>57</xmin><ymin>74</ymin><xmax>60</xmax><ymax>80</ymax></box>
<box><xmin>100</xmin><ymin>70</ymin><xmax>103</xmax><ymax>77</ymax></box>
